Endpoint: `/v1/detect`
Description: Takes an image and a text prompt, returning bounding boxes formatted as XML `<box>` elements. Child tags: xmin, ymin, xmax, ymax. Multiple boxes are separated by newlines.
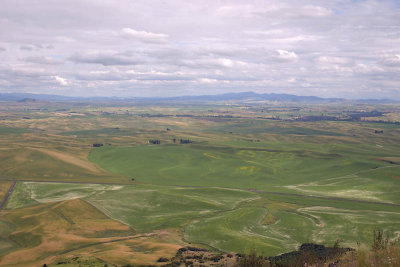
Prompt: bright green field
<box><xmin>88</xmin><ymin>142</ymin><xmax>400</xmax><ymax>204</ymax></box>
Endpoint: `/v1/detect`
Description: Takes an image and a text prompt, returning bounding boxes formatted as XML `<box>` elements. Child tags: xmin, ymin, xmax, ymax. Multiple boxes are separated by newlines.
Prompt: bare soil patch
<box><xmin>30</xmin><ymin>148</ymin><xmax>105</xmax><ymax>174</ymax></box>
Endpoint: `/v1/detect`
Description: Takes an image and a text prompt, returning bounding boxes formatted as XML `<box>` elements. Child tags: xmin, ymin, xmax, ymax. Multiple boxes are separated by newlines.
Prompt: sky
<box><xmin>1</xmin><ymin>0</ymin><xmax>400</xmax><ymax>99</ymax></box>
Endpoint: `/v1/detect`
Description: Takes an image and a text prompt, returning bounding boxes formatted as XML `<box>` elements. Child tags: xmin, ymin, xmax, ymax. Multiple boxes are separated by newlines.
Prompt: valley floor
<box><xmin>0</xmin><ymin>101</ymin><xmax>399</xmax><ymax>266</ymax></box>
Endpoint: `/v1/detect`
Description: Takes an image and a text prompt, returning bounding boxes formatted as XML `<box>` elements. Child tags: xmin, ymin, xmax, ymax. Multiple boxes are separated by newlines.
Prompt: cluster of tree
<box><xmin>148</xmin><ymin>139</ymin><xmax>193</xmax><ymax>144</ymax></box>
<box><xmin>293</xmin><ymin>112</ymin><xmax>400</xmax><ymax>125</ymax></box>
<box><xmin>348</xmin><ymin>110</ymin><xmax>383</xmax><ymax>119</ymax></box>
<box><xmin>139</xmin><ymin>113</ymin><xmax>173</xmax><ymax>117</ymax></box>
<box><xmin>92</xmin><ymin>143</ymin><xmax>103</xmax><ymax>147</ymax></box>
<box><xmin>294</xmin><ymin>115</ymin><xmax>339</xmax><ymax>122</ymax></box>
<box><xmin>171</xmin><ymin>138</ymin><xmax>193</xmax><ymax>144</ymax></box>
<box><xmin>175</xmin><ymin>114</ymin><xmax>194</xmax><ymax>117</ymax></box>
<box><xmin>371</xmin><ymin>120</ymin><xmax>400</xmax><ymax>125</ymax></box>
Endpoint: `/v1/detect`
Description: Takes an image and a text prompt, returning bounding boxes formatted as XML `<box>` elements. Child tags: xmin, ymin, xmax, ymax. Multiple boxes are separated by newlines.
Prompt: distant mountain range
<box><xmin>0</xmin><ymin>93</ymin><xmax>79</xmax><ymax>102</ymax></box>
<box><xmin>159</xmin><ymin>92</ymin><xmax>345</xmax><ymax>103</ymax></box>
<box><xmin>0</xmin><ymin>91</ymin><xmax>397</xmax><ymax>103</ymax></box>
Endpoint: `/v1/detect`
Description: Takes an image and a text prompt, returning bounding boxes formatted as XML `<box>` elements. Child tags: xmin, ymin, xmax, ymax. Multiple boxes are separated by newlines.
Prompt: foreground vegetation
<box><xmin>0</xmin><ymin>100</ymin><xmax>399</xmax><ymax>266</ymax></box>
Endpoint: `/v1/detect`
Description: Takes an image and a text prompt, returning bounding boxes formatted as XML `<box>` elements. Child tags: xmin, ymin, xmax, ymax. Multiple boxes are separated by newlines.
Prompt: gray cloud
<box><xmin>23</xmin><ymin>56</ymin><xmax>63</xmax><ymax>65</ymax></box>
<box><xmin>0</xmin><ymin>0</ymin><xmax>400</xmax><ymax>99</ymax></box>
<box><xmin>69</xmin><ymin>52</ymin><xmax>144</xmax><ymax>66</ymax></box>
<box><xmin>20</xmin><ymin>45</ymin><xmax>33</xmax><ymax>51</ymax></box>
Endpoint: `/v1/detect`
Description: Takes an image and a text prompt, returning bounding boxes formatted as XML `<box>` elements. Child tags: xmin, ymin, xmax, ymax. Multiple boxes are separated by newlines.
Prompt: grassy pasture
<box><xmin>5</xmin><ymin>182</ymin><xmax>400</xmax><ymax>258</ymax></box>
<box><xmin>205</xmin><ymin>119</ymin><xmax>347</xmax><ymax>136</ymax></box>
<box><xmin>88</xmin><ymin>142</ymin><xmax>400</xmax><ymax>204</ymax></box>
<box><xmin>0</xmin><ymin>127</ymin><xmax>30</xmax><ymax>135</ymax></box>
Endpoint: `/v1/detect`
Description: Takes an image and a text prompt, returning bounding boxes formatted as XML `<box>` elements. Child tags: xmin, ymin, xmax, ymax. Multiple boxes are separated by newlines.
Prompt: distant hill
<box><xmin>0</xmin><ymin>93</ymin><xmax>78</xmax><ymax>102</ymax></box>
<box><xmin>17</xmin><ymin>98</ymin><xmax>37</xmax><ymax>103</ymax></box>
<box><xmin>154</xmin><ymin>91</ymin><xmax>344</xmax><ymax>103</ymax></box>
<box><xmin>0</xmin><ymin>91</ymin><xmax>397</xmax><ymax>103</ymax></box>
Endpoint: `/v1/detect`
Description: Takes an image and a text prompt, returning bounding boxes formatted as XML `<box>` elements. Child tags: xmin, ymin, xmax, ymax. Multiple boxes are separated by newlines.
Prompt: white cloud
<box><xmin>197</xmin><ymin>78</ymin><xmax>218</xmax><ymax>84</ymax></box>
<box><xmin>54</xmin><ymin>76</ymin><xmax>68</xmax><ymax>86</ymax></box>
<box><xmin>218</xmin><ymin>58</ymin><xmax>234</xmax><ymax>68</ymax></box>
<box><xmin>295</xmin><ymin>5</ymin><xmax>332</xmax><ymax>18</ymax></box>
<box><xmin>355</xmin><ymin>64</ymin><xmax>384</xmax><ymax>74</ymax></box>
<box><xmin>315</xmin><ymin>56</ymin><xmax>355</xmax><ymax>73</ymax></box>
<box><xmin>177</xmin><ymin>58</ymin><xmax>248</xmax><ymax>69</ymax></box>
<box><xmin>121</xmin><ymin>28</ymin><xmax>168</xmax><ymax>43</ymax></box>
<box><xmin>380</xmin><ymin>54</ymin><xmax>400</xmax><ymax>67</ymax></box>
<box><xmin>274</xmin><ymin>50</ymin><xmax>298</xmax><ymax>62</ymax></box>
<box><xmin>316</xmin><ymin>56</ymin><xmax>352</xmax><ymax>65</ymax></box>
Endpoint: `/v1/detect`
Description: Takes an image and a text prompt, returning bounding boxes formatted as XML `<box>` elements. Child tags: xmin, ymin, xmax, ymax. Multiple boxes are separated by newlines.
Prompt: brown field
<box><xmin>0</xmin><ymin>198</ymin><xmax>184</xmax><ymax>267</ymax></box>
<box><xmin>0</xmin><ymin>147</ymin><xmax>129</xmax><ymax>183</ymax></box>
<box><xmin>30</xmin><ymin>148</ymin><xmax>105</xmax><ymax>174</ymax></box>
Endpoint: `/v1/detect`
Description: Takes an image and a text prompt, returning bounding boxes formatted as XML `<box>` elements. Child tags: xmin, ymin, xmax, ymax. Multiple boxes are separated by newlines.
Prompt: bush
<box><xmin>157</xmin><ymin>257</ymin><xmax>169</xmax><ymax>262</ymax></box>
<box><xmin>235</xmin><ymin>250</ymin><xmax>268</xmax><ymax>267</ymax></box>
<box><xmin>373</xmin><ymin>229</ymin><xmax>389</xmax><ymax>251</ymax></box>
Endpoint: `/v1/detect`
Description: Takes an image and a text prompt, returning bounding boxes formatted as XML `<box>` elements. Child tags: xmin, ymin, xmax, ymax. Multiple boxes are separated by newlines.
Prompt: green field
<box><xmin>5</xmin><ymin>182</ymin><xmax>400</xmax><ymax>257</ymax></box>
<box><xmin>88</xmin><ymin>142</ymin><xmax>400</xmax><ymax>204</ymax></box>
<box><xmin>0</xmin><ymin>101</ymin><xmax>399</xmax><ymax>266</ymax></box>
<box><xmin>0</xmin><ymin>127</ymin><xmax>30</xmax><ymax>134</ymax></box>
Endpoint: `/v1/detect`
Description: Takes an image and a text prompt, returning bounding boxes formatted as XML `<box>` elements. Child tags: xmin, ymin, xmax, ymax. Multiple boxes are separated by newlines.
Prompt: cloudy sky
<box><xmin>1</xmin><ymin>0</ymin><xmax>400</xmax><ymax>99</ymax></box>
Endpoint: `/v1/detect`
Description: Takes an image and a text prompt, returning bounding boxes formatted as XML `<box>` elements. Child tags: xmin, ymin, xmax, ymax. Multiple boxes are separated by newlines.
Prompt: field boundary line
<box><xmin>57</xmin><ymin>233</ymin><xmax>156</xmax><ymax>255</ymax></box>
<box><xmin>0</xmin><ymin>181</ymin><xmax>17</xmax><ymax>210</ymax></box>
<box><xmin>1</xmin><ymin>179</ymin><xmax>131</xmax><ymax>186</ymax></box>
